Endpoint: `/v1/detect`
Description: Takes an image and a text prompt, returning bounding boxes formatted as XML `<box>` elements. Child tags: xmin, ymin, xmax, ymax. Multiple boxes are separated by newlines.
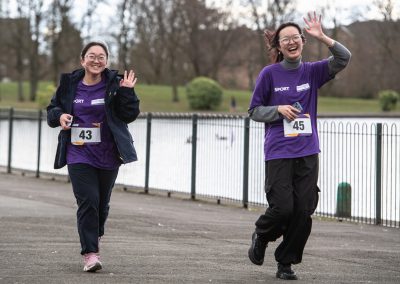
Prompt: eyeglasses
<box><xmin>85</xmin><ymin>54</ymin><xmax>107</xmax><ymax>62</ymax></box>
<box><xmin>279</xmin><ymin>34</ymin><xmax>303</xmax><ymax>45</ymax></box>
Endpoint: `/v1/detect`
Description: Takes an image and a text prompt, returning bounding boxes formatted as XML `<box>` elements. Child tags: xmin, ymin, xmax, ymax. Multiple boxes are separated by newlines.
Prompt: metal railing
<box><xmin>0</xmin><ymin>108</ymin><xmax>399</xmax><ymax>228</ymax></box>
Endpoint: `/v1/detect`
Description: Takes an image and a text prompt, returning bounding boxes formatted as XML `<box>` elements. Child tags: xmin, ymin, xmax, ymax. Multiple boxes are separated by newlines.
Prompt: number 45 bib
<box><xmin>283</xmin><ymin>114</ymin><xmax>312</xmax><ymax>137</ymax></box>
<box><xmin>71</xmin><ymin>123</ymin><xmax>101</xmax><ymax>145</ymax></box>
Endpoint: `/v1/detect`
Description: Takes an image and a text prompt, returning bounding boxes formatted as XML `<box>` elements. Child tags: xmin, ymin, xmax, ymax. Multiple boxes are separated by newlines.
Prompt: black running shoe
<box><xmin>248</xmin><ymin>232</ymin><xmax>268</xmax><ymax>265</ymax></box>
<box><xmin>276</xmin><ymin>263</ymin><xmax>298</xmax><ymax>280</ymax></box>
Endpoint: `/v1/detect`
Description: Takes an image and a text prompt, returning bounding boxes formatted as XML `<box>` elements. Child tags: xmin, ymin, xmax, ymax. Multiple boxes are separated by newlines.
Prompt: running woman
<box><xmin>47</xmin><ymin>40</ymin><xmax>140</xmax><ymax>272</ymax></box>
<box><xmin>247</xmin><ymin>12</ymin><xmax>351</xmax><ymax>280</ymax></box>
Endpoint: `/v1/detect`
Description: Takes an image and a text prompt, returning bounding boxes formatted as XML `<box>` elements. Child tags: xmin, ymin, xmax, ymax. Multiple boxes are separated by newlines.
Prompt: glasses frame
<box><xmin>278</xmin><ymin>34</ymin><xmax>303</xmax><ymax>45</ymax></box>
<box><xmin>85</xmin><ymin>53</ymin><xmax>107</xmax><ymax>62</ymax></box>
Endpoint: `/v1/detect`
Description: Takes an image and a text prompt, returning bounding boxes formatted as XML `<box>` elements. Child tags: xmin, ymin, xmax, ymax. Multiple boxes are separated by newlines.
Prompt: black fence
<box><xmin>0</xmin><ymin>108</ymin><xmax>399</xmax><ymax>228</ymax></box>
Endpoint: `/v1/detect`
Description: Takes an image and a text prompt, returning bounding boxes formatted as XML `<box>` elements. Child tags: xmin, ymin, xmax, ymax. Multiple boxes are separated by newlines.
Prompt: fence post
<box><xmin>191</xmin><ymin>114</ymin><xmax>198</xmax><ymax>200</ymax></box>
<box><xmin>7</xmin><ymin>107</ymin><xmax>13</xmax><ymax>174</ymax></box>
<box><xmin>242</xmin><ymin>117</ymin><xmax>250</xmax><ymax>208</ymax></box>
<box><xmin>375</xmin><ymin>123</ymin><xmax>382</xmax><ymax>225</ymax></box>
<box><xmin>144</xmin><ymin>113</ymin><xmax>152</xmax><ymax>194</ymax></box>
<box><xmin>36</xmin><ymin>110</ymin><xmax>42</xmax><ymax>178</ymax></box>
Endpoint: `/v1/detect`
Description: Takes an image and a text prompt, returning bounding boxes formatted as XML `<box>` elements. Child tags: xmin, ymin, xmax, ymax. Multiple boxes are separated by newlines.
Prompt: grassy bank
<box><xmin>0</xmin><ymin>81</ymin><xmax>398</xmax><ymax>114</ymax></box>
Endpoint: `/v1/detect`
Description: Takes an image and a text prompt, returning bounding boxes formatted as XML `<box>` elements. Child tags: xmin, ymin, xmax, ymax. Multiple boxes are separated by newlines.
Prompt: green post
<box><xmin>191</xmin><ymin>114</ymin><xmax>198</xmax><ymax>200</ymax></box>
<box><xmin>144</xmin><ymin>113</ymin><xmax>152</xmax><ymax>194</ymax></box>
<box><xmin>375</xmin><ymin>123</ymin><xmax>382</xmax><ymax>225</ymax></box>
<box><xmin>336</xmin><ymin>182</ymin><xmax>351</xmax><ymax>218</ymax></box>
<box><xmin>36</xmin><ymin>109</ymin><xmax>42</xmax><ymax>178</ymax></box>
<box><xmin>242</xmin><ymin>117</ymin><xmax>250</xmax><ymax>208</ymax></box>
<box><xmin>7</xmin><ymin>107</ymin><xmax>13</xmax><ymax>174</ymax></box>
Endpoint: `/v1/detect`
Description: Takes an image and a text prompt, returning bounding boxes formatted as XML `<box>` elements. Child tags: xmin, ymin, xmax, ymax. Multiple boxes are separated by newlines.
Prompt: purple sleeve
<box><xmin>311</xmin><ymin>59</ymin><xmax>334</xmax><ymax>89</ymax></box>
<box><xmin>249</xmin><ymin>68</ymin><xmax>270</xmax><ymax>110</ymax></box>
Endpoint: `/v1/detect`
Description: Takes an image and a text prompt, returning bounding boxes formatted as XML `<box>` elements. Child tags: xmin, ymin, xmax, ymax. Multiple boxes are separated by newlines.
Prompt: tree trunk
<box><xmin>29</xmin><ymin>22</ymin><xmax>40</xmax><ymax>102</ymax></box>
<box><xmin>17</xmin><ymin>80</ymin><xmax>24</xmax><ymax>102</ymax></box>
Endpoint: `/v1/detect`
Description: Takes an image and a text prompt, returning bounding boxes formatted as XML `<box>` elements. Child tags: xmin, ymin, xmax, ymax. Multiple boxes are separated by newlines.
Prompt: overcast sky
<box><xmin>225</xmin><ymin>0</ymin><xmax>400</xmax><ymax>27</ymax></box>
<box><xmin>287</xmin><ymin>0</ymin><xmax>398</xmax><ymax>23</ymax></box>
<box><xmin>6</xmin><ymin>0</ymin><xmax>400</xmax><ymax>34</ymax></box>
<box><xmin>71</xmin><ymin>0</ymin><xmax>400</xmax><ymax>42</ymax></box>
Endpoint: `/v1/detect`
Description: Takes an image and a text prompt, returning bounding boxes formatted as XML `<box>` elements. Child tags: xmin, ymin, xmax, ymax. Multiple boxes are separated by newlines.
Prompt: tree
<box><xmin>134</xmin><ymin>0</ymin><xmax>167</xmax><ymax>84</ymax></box>
<box><xmin>28</xmin><ymin>0</ymin><xmax>44</xmax><ymax>102</ymax></box>
<box><xmin>373</xmin><ymin>0</ymin><xmax>399</xmax><ymax>91</ymax></box>
<box><xmin>14</xmin><ymin>0</ymin><xmax>29</xmax><ymax>102</ymax></box>
<box><xmin>115</xmin><ymin>0</ymin><xmax>240</xmax><ymax>102</ymax></box>
<box><xmin>114</xmin><ymin>0</ymin><xmax>136</xmax><ymax>71</ymax></box>
<box><xmin>199</xmin><ymin>2</ymin><xmax>238</xmax><ymax>81</ymax></box>
<box><xmin>174</xmin><ymin>0</ymin><xmax>239</xmax><ymax>81</ymax></box>
<box><xmin>165</xmin><ymin>0</ymin><xmax>184</xmax><ymax>102</ymax></box>
<box><xmin>80</xmin><ymin>0</ymin><xmax>107</xmax><ymax>41</ymax></box>
<box><xmin>374</xmin><ymin>0</ymin><xmax>396</xmax><ymax>21</ymax></box>
<box><xmin>47</xmin><ymin>0</ymin><xmax>82</xmax><ymax>86</ymax></box>
<box><xmin>242</xmin><ymin>0</ymin><xmax>296</xmax><ymax>89</ymax></box>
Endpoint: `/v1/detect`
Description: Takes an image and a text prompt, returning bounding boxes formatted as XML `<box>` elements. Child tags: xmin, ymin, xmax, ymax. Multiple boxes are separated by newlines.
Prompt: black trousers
<box><xmin>255</xmin><ymin>154</ymin><xmax>319</xmax><ymax>265</ymax></box>
<box><xmin>68</xmin><ymin>163</ymin><xmax>119</xmax><ymax>255</ymax></box>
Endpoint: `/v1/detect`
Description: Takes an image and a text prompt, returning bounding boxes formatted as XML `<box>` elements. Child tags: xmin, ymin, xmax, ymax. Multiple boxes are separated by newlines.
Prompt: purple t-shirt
<box><xmin>66</xmin><ymin>78</ymin><xmax>121</xmax><ymax>169</ymax></box>
<box><xmin>249</xmin><ymin>60</ymin><xmax>333</xmax><ymax>161</ymax></box>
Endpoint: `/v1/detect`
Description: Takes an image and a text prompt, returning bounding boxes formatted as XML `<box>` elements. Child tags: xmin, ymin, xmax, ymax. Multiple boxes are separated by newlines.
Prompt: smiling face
<box><xmin>277</xmin><ymin>26</ymin><xmax>304</xmax><ymax>61</ymax></box>
<box><xmin>80</xmin><ymin>45</ymin><xmax>108</xmax><ymax>76</ymax></box>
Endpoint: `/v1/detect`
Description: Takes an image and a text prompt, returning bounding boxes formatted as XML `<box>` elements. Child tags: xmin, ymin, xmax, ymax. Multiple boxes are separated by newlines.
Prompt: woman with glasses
<box><xmin>247</xmin><ymin>12</ymin><xmax>351</xmax><ymax>280</ymax></box>
<box><xmin>47</xmin><ymin>41</ymin><xmax>140</xmax><ymax>272</ymax></box>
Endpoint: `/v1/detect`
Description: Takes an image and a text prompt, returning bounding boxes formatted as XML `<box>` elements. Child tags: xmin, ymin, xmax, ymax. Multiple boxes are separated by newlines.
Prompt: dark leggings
<box><xmin>255</xmin><ymin>154</ymin><xmax>319</xmax><ymax>265</ymax></box>
<box><xmin>68</xmin><ymin>163</ymin><xmax>119</xmax><ymax>255</ymax></box>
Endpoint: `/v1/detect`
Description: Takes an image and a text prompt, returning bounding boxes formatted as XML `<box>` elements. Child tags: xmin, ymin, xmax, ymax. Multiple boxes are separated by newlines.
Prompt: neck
<box><xmin>280</xmin><ymin>56</ymin><xmax>302</xmax><ymax>70</ymax></box>
<box><xmin>82</xmin><ymin>74</ymin><xmax>102</xmax><ymax>85</ymax></box>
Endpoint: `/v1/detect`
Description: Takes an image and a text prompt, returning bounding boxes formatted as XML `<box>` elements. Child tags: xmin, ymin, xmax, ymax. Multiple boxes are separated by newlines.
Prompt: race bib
<box><xmin>283</xmin><ymin>114</ymin><xmax>312</xmax><ymax>137</ymax></box>
<box><xmin>71</xmin><ymin>123</ymin><xmax>101</xmax><ymax>145</ymax></box>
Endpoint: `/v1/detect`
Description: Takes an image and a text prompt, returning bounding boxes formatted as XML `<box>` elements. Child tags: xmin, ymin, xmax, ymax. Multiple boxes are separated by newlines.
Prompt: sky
<box><xmin>71</xmin><ymin>0</ymin><xmax>399</xmax><ymax>38</ymax></box>
<box><xmin>6</xmin><ymin>0</ymin><xmax>400</xmax><ymax>33</ymax></box>
<box><xmin>289</xmin><ymin>0</ymin><xmax>399</xmax><ymax>24</ymax></box>
<box><xmin>224</xmin><ymin>0</ymin><xmax>400</xmax><ymax>28</ymax></box>
<box><xmin>7</xmin><ymin>0</ymin><xmax>399</xmax><ymax>20</ymax></box>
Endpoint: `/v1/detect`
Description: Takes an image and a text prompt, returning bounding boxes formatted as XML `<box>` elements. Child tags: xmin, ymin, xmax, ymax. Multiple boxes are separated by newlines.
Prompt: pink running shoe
<box><xmin>83</xmin><ymin>252</ymin><xmax>102</xmax><ymax>272</ymax></box>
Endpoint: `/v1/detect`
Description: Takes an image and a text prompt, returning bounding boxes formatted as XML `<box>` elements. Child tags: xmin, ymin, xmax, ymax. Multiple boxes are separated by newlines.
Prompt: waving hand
<box><xmin>119</xmin><ymin>70</ymin><xmax>137</xmax><ymax>88</ymax></box>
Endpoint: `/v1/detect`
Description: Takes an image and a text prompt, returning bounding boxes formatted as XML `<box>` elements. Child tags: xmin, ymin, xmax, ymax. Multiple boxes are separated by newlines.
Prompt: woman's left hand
<box><xmin>119</xmin><ymin>70</ymin><xmax>137</xmax><ymax>88</ymax></box>
<box><xmin>303</xmin><ymin>11</ymin><xmax>324</xmax><ymax>39</ymax></box>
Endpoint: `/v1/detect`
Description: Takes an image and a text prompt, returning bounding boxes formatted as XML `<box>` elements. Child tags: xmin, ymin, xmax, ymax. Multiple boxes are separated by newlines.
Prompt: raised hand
<box><xmin>119</xmin><ymin>70</ymin><xmax>137</xmax><ymax>88</ymax></box>
<box><xmin>303</xmin><ymin>11</ymin><xmax>324</xmax><ymax>39</ymax></box>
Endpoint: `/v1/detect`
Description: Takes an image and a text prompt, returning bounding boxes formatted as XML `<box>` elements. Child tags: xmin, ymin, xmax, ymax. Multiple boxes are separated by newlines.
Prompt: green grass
<box><xmin>0</xmin><ymin>81</ymin><xmax>398</xmax><ymax>114</ymax></box>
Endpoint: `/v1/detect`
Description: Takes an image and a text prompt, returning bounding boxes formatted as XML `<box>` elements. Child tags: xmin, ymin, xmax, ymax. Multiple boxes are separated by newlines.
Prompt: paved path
<box><xmin>0</xmin><ymin>172</ymin><xmax>399</xmax><ymax>283</ymax></box>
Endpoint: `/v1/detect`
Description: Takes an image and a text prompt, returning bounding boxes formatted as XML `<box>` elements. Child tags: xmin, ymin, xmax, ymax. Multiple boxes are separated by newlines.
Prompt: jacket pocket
<box><xmin>54</xmin><ymin>131</ymin><xmax>68</xmax><ymax>169</ymax></box>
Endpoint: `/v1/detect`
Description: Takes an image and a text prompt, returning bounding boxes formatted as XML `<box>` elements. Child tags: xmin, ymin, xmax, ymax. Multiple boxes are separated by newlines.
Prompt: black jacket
<box><xmin>47</xmin><ymin>68</ymin><xmax>140</xmax><ymax>169</ymax></box>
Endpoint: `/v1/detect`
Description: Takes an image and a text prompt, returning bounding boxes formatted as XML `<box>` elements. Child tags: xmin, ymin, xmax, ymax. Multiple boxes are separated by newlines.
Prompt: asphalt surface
<box><xmin>0</xmin><ymin>172</ymin><xmax>399</xmax><ymax>284</ymax></box>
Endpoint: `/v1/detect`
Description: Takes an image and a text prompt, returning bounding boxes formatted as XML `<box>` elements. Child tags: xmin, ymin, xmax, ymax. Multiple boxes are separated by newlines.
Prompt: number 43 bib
<box><xmin>283</xmin><ymin>114</ymin><xmax>312</xmax><ymax>137</ymax></box>
<box><xmin>71</xmin><ymin>123</ymin><xmax>101</xmax><ymax>145</ymax></box>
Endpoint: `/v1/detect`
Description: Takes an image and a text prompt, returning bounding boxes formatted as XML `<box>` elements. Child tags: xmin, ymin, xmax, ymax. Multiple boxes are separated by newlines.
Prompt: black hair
<box><xmin>80</xmin><ymin>40</ymin><xmax>109</xmax><ymax>60</ymax></box>
<box><xmin>264</xmin><ymin>22</ymin><xmax>305</xmax><ymax>63</ymax></box>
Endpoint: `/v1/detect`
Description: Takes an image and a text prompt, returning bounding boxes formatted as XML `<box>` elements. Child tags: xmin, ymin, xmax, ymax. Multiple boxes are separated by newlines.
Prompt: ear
<box><xmin>80</xmin><ymin>58</ymin><xmax>85</xmax><ymax>68</ymax></box>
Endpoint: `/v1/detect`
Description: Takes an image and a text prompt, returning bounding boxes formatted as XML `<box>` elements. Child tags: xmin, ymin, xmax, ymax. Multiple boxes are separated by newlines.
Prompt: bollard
<box><xmin>336</xmin><ymin>182</ymin><xmax>351</xmax><ymax>218</ymax></box>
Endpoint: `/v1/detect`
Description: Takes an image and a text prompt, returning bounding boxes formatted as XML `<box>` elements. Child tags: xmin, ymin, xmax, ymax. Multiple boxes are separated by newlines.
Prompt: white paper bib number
<box><xmin>71</xmin><ymin>123</ymin><xmax>101</xmax><ymax>145</ymax></box>
<box><xmin>283</xmin><ymin>114</ymin><xmax>312</xmax><ymax>137</ymax></box>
